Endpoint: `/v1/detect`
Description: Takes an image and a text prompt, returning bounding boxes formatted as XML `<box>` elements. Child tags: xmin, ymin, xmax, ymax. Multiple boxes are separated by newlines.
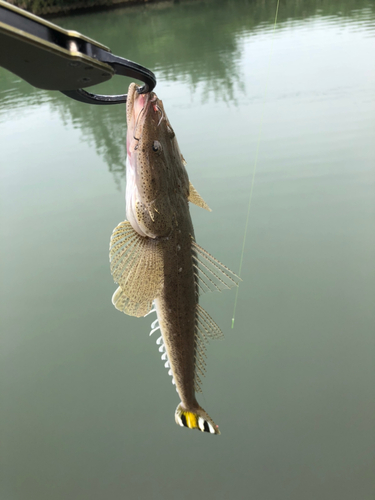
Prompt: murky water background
<box><xmin>1</xmin><ymin>1</ymin><xmax>374</xmax><ymax>498</ymax></box>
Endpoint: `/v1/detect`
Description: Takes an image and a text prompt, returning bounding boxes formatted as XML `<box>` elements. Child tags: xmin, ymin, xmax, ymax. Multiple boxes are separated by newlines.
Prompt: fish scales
<box><xmin>109</xmin><ymin>83</ymin><xmax>240</xmax><ymax>435</ymax></box>
<box><xmin>155</xmin><ymin>202</ymin><xmax>197</xmax><ymax>407</ymax></box>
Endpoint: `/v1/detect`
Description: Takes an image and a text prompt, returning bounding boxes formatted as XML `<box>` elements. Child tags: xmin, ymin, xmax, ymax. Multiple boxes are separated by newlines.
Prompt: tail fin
<box><xmin>175</xmin><ymin>403</ymin><xmax>221</xmax><ymax>435</ymax></box>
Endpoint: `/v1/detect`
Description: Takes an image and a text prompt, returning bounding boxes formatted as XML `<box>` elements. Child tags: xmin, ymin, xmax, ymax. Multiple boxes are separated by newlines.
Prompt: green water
<box><xmin>1</xmin><ymin>1</ymin><xmax>374</xmax><ymax>498</ymax></box>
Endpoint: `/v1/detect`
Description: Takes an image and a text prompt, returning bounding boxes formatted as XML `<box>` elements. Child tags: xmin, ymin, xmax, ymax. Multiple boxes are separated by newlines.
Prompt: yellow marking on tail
<box><xmin>175</xmin><ymin>404</ymin><xmax>220</xmax><ymax>434</ymax></box>
<box><xmin>184</xmin><ymin>412</ymin><xmax>198</xmax><ymax>429</ymax></box>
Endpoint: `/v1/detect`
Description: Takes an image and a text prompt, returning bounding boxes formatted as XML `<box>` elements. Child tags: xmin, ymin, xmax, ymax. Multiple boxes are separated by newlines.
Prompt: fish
<box><xmin>109</xmin><ymin>83</ymin><xmax>240</xmax><ymax>435</ymax></box>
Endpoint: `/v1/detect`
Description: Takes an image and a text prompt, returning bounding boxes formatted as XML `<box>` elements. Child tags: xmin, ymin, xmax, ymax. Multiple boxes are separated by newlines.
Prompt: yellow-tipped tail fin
<box><xmin>175</xmin><ymin>403</ymin><xmax>220</xmax><ymax>435</ymax></box>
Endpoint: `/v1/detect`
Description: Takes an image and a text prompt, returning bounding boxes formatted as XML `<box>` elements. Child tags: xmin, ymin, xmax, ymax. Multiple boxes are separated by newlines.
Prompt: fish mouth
<box><xmin>126</xmin><ymin>83</ymin><xmax>159</xmax><ymax>155</ymax></box>
<box><xmin>127</xmin><ymin>84</ymin><xmax>159</xmax><ymax>128</ymax></box>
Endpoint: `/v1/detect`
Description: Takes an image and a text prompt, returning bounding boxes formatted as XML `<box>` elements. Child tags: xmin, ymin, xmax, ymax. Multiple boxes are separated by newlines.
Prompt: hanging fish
<box><xmin>109</xmin><ymin>83</ymin><xmax>239</xmax><ymax>435</ymax></box>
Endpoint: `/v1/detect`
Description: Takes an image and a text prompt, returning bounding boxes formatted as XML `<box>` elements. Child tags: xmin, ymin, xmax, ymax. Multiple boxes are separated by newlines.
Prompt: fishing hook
<box><xmin>133</xmin><ymin>106</ymin><xmax>145</xmax><ymax>144</ymax></box>
<box><xmin>156</xmin><ymin>105</ymin><xmax>164</xmax><ymax>127</ymax></box>
<box><xmin>149</xmin><ymin>95</ymin><xmax>164</xmax><ymax>126</ymax></box>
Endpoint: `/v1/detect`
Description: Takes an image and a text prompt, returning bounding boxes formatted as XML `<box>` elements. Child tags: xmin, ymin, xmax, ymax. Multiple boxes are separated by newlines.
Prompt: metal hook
<box><xmin>61</xmin><ymin>51</ymin><xmax>156</xmax><ymax>105</ymax></box>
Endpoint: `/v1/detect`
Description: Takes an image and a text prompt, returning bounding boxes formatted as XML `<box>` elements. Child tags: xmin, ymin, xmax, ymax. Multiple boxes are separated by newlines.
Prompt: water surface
<box><xmin>1</xmin><ymin>1</ymin><xmax>374</xmax><ymax>499</ymax></box>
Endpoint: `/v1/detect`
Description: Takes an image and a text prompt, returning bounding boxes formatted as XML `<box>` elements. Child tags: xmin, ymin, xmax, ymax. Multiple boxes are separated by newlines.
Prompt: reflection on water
<box><xmin>1</xmin><ymin>0</ymin><xmax>374</xmax><ymax>179</ymax></box>
<box><xmin>1</xmin><ymin>1</ymin><xmax>374</xmax><ymax>499</ymax></box>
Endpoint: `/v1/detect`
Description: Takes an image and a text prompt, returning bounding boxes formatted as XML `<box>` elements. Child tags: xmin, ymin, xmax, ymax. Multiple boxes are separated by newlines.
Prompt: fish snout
<box><xmin>133</xmin><ymin>91</ymin><xmax>147</xmax><ymax>116</ymax></box>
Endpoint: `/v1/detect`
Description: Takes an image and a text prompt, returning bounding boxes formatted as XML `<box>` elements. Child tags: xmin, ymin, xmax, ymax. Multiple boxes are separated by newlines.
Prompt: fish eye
<box><xmin>152</xmin><ymin>141</ymin><xmax>162</xmax><ymax>154</ymax></box>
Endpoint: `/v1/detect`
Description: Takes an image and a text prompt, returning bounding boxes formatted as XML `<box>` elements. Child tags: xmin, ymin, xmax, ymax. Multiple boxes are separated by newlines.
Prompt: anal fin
<box><xmin>109</xmin><ymin>220</ymin><xmax>164</xmax><ymax>317</ymax></box>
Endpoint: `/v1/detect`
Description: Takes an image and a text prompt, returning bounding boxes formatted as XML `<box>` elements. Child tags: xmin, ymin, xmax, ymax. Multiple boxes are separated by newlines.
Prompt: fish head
<box><xmin>126</xmin><ymin>83</ymin><xmax>189</xmax><ymax>238</ymax></box>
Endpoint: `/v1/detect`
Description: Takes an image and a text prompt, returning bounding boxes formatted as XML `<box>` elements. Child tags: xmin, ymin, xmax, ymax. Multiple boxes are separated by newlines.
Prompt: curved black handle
<box><xmin>61</xmin><ymin>47</ymin><xmax>156</xmax><ymax>104</ymax></box>
<box><xmin>61</xmin><ymin>88</ymin><xmax>128</xmax><ymax>105</ymax></box>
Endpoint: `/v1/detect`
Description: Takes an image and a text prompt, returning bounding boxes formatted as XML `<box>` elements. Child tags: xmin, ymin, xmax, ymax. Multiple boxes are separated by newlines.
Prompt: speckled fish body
<box><xmin>109</xmin><ymin>83</ymin><xmax>239</xmax><ymax>434</ymax></box>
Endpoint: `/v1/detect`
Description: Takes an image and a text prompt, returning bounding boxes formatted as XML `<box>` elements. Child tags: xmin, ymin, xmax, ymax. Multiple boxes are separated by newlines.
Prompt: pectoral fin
<box><xmin>109</xmin><ymin>220</ymin><xmax>164</xmax><ymax>317</ymax></box>
<box><xmin>188</xmin><ymin>182</ymin><xmax>211</xmax><ymax>212</ymax></box>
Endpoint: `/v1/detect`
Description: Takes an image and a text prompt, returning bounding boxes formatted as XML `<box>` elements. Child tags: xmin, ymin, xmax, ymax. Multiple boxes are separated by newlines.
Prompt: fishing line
<box><xmin>231</xmin><ymin>0</ymin><xmax>280</xmax><ymax>329</ymax></box>
<box><xmin>133</xmin><ymin>105</ymin><xmax>145</xmax><ymax>142</ymax></box>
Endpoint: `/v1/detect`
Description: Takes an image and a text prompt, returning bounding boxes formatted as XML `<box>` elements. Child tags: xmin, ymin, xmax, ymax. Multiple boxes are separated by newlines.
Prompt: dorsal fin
<box><xmin>193</xmin><ymin>304</ymin><xmax>224</xmax><ymax>393</ymax></box>
<box><xmin>191</xmin><ymin>238</ymin><xmax>241</xmax><ymax>295</ymax></box>
<box><xmin>188</xmin><ymin>182</ymin><xmax>212</xmax><ymax>212</ymax></box>
<box><xmin>109</xmin><ymin>220</ymin><xmax>164</xmax><ymax>317</ymax></box>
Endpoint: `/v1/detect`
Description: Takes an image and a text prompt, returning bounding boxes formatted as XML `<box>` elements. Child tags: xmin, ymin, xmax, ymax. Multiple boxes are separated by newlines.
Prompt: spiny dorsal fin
<box><xmin>193</xmin><ymin>304</ymin><xmax>224</xmax><ymax>393</ymax></box>
<box><xmin>188</xmin><ymin>182</ymin><xmax>211</xmax><ymax>212</ymax></box>
<box><xmin>191</xmin><ymin>238</ymin><xmax>241</xmax><ymax>295</ymax></box>
<box><xmin>109</xmin><ymin>220</ymin><xmax>164</xmax><ymax>317</ymax></box>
